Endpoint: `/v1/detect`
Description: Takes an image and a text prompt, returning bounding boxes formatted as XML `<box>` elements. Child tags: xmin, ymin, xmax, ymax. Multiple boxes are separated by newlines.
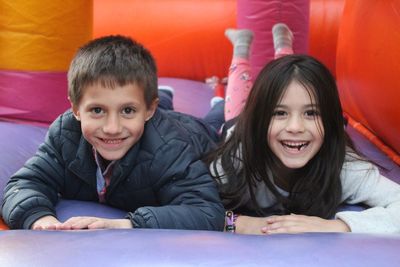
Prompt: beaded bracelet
<box><xmin>225</xmin><ymin>210</ymin><xmax>238</xmax><ymax>233</ymax></box>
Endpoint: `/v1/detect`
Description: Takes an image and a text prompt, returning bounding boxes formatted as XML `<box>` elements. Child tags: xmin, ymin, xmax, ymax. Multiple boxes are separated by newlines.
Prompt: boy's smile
<box><xmin>268</xmin><ymin>80</ymin><xmax>324</xmax><ymax>169</ymax></box>
<box><xmin>71</xmin><ymin>82</ymin><xmax>157</xmax><ymax>161</ymax></box>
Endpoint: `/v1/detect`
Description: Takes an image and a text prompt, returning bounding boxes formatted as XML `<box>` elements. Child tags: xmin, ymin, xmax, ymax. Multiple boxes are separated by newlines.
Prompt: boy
<box><xmin>1</xmin><ymin>35</ymin><xmax>224</xmax><ymax>230</ymax></box>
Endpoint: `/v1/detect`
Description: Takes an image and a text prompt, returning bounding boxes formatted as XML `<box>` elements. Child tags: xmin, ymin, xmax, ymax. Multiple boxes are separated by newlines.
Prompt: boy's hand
<box><xmin>31</xmin><ymin>215</ymin><xmax>62</xmax><ymax>230</ymax></box>
<box><xmin>56</xmin><ymin>216</ymin><xmax>133</xmax><ymax>230</ymax></box>
<box><xmin>261</xmin><ymin>214</ymin><xmax>351</xmax><ymax>234</ymax></box>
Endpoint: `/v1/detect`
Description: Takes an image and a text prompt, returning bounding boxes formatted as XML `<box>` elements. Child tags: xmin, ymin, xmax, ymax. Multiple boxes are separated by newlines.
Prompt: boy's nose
<box><xmin>285</xmin><ymin>115</ymin><xmax>305</xmax><ymax>133</ymax></box>
<box><xmin>103</xmin><ymin>115</ymin><xmax>122</xmax><ymax>134</ymax></box>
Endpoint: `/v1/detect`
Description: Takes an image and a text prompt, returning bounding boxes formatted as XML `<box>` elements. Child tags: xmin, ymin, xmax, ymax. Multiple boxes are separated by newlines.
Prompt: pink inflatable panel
<box><xmin>0</xmin><ymin>70</ymin><xmax>69</xmax><ymax>125</ymax></box>
<box><xmin>237</xmin><ymin>0</ymin><xmax>310</xmax><ymax>79</ymax></box>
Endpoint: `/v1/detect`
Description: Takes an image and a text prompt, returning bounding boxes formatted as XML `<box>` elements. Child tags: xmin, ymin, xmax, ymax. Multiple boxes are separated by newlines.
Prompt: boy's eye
<box><xmin>91</xmin><ymin>107</ymin><xmax>103</xmax><ymax>114</ymax></box>
<box><xmin>122</xmin><ymin>107</ymin><xmax>135</xmax><ymax>114</ymax></box>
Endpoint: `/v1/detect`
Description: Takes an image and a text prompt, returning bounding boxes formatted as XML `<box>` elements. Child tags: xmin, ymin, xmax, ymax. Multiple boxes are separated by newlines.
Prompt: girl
<box><xmin>207</xmin><ymin>28</ymin><xmax>400</xmax><ymax>235</ymax></box>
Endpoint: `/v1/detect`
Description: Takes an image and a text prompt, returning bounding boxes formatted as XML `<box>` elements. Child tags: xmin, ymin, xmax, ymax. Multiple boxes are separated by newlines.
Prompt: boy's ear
<box><xmin>145</xmin><ymin>98</ymin><xmax>159</xmax><ymax>121</ymax></box>
<box><xmin>69</xmin><ymin>97</ymin><xmax>81</xmax><ymax>121</ymax></box>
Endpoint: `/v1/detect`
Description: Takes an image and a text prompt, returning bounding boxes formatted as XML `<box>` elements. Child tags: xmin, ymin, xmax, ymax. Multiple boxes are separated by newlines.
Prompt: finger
<box><xmin>265</xmin><ymin>214</ymin><xmax>295</xmax><ymax>223</ymax></box>
<box><xmin>267</xmin><ymin>220</ymin><xmax>306</xmax><ymax>234</ymax></box>
<box><xmin>61</xmin><ymin>217</ymin><xmax>93</xmax><ymax>230</ymax></box>
<box><xmin>32</xmin><ymin>225</ymin><xmax>44</xmax><ymax>230</ymax></box>
<box><xmin>55</xmin><ymin>223</ymin><xmax>74</xmax><ymax>230</ymax></box>
<box><xmin>265</xmin><ymin>215</ymin><xmax>280</xmax><ymax>223</ymax></box>
<box><xmin>263</xmin><ymin>219</ymin><xmax>302</xmax><ymax>234</ymax></box>
<box><xmin>70</xmin><ymin>218</ymin><xmax>95</xmax><ymax>229</ymax></box>
<box><xmin>87</xmin><ymin>219</ymin><xmax>108</xmax><ymax>229</ymax></box>
<box><xmin>60</xmin><ymin>216</ymin><xmax>84</xmax><ymax>228</ymax></box>
<box><xmin>265</xmin><ymin>226</ymin><xmax>300</xmax><ymax>234</ymax></box>
<box><xmin>57</xmin><ymin>220</ymin><xmax>75</xmax><ymax>230</ymax></box>
<box><xmin>45</xmin><ymin>223</ymin><xmax>60</xmax><ymax>230</ymax></box>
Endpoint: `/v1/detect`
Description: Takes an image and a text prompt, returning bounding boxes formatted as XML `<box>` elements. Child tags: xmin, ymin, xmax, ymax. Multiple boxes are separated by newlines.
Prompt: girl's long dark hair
<box><xmin>207</xmin><ymin>55</ymin><xmax>346</xmax><ymax>218</ymax></box>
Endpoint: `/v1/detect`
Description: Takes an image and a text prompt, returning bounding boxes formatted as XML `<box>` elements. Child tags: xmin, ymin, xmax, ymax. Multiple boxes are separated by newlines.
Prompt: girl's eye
<box><xmin>272</xmin><ymin>110</ymin><xmax>286</xmax><ymax>117</ymax></box>
<box><xmin>305</xmin><ymin>110</ymin><xmax>320</xmax><ymax>117</ymax></box>
<box><xmin>122</xmin><ymin>107</ymin><xmax>135</xmax><ymax>114</ymax></box>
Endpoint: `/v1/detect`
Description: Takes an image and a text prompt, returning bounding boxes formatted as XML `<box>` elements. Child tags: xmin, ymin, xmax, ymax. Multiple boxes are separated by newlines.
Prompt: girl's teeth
<box><xmin>282</xmin><ymin>142</ymin><xmax>308</xmax><ymax>151</ymax></box>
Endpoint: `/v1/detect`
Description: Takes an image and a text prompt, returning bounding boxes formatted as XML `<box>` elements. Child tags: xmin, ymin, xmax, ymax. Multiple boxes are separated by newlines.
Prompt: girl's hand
<box><xmin>235</xmin><ymin>215</ymin><xmax>269</xmax><ymax>235</ymax></box>
<box><xmin>55</xmin><ymin>216</ymin><xmax>133</xmax><ymax>230</ymax></box>
<box><xmin>261</xmin><ymin>214</ymin><xmax>350</xmax><ymax>234</ymax></box>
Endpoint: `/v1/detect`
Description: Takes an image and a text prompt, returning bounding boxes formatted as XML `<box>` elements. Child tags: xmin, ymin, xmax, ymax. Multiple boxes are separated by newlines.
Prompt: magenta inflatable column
<box><xmin>237</xmin><ymin>0</ymin><xmax>310</xmax><ymax>80</ymax></box>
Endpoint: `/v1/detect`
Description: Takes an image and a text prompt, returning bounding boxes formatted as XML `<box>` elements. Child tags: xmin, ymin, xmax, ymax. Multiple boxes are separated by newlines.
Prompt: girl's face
<box><xmin>267</xmin><ymin>80</ymin><xmax>324</xmax><ymax>169</ymax></box>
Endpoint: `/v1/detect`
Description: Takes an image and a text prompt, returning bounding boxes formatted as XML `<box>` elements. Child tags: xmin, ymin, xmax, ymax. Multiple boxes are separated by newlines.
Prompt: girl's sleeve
<box><xmin>335</xmin><ymin>160</ymin><xmax>400</xmax><ymax>233</ymax></box>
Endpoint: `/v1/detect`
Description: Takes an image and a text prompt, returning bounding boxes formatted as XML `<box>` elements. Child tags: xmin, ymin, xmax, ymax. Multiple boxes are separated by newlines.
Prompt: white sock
<box><xmin>225</xmin><ymin>28</ymin><xmax>254</xmax><ymax>59</ymax></box>
<box><xmin>210</xmin><ymin>96</ymin><xmax>224</xmax><ymax>108</ymax></box>
<box><xmin>272</xmin><ymin>23</ymin><xmax>294</xmax><ymax>55</ymax></box>
<box><xmin>158</xmin><ymin>85</ymin><xmax>174</xmax><ymax>95</ymax></box>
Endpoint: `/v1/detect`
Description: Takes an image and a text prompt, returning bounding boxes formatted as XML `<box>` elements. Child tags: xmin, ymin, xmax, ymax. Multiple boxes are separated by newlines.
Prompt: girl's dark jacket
<box><xmin>2</xmin><ymin>108</ymin><xmax>224</xmax><ymax>230</ymax></box>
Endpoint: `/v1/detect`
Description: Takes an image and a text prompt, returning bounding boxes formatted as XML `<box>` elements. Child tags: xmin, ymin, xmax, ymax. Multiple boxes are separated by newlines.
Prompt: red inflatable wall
<box><xmin>336</xmin><ymin>1</ymin><xmax>400</xmax><ymax>158</ymax></box>
<box><xmin>309</xmin><ymin>0</ymin><xmax>345</xmax><ymax>76</ymax></box>
<box><xmin>93</xmin><ymin>0</ymin><xmax>236</xmax><ymax>81</ymax></box>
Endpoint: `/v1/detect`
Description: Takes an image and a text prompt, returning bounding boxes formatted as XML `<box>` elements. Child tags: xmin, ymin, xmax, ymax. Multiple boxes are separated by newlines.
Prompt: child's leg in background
<box><xmin>223</xmin><ymin>24</ymin><xmax>294</xmax><ymax>121</ymax></box>
<box><xmin>158</xmin><ymin>85</ymin><xmax>174</xmax><ymax>111</ymax></box>
<box><xmin>203</xmin><ymin>99</ymin><xmax>225</xmax><ymax>133</ymax></box>
<box><xmin>272</xmin><ymin>23</ymin><xmax>294</xmax><ymax>59</ymax></box>
<box><xmin>224</xmin><ymin>29</ymin><xmax>254</xmax><ymax>121</ymax></box>
<box><xmin>159</xmin><ymin>22</ymin><xmax>294</xmax><ymax>133</ymax></box>
<box><xmin>158</xmin><ymin>84</ymin><xmax>225</xmax><ymax>135</ymax></box>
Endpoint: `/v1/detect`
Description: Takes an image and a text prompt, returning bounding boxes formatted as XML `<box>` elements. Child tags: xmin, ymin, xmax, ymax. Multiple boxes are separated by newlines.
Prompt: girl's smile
<box><xmin>280</xmin><ymin>140</ymin><xmax>309</xmax><ymax>152</ymax></box>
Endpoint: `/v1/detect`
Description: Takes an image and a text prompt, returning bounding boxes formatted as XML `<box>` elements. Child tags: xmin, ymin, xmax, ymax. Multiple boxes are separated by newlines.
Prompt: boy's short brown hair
<box><xmin>68</xmin><ymin>35</ymin><xmax>158</xmax><ymax>108</ymax></box>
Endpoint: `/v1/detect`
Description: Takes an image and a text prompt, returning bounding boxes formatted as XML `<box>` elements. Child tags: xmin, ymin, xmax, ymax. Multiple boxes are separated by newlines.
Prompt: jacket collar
<box><xmin>68</xmin><ymin>136</ymin><xmax>97</xmax><ymax>186</ymax></box>
<box><xmin>68</xmin><ymin>134</ymin><xmax>142</xmax><ymax>188</ymax></box>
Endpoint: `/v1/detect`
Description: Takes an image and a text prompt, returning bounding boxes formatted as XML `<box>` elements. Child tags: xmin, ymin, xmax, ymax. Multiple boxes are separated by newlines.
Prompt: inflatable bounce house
<box><xmin>1</xmin><ymin>0</ymin><xmax>400</xmax><ymax>266</ymax></box>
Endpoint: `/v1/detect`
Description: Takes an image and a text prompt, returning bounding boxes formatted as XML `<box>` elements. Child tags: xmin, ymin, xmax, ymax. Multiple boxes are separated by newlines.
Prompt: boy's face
<box><xmin>71</xmin><ymin>82</ymin><xmax>158</xmax><ymax>161</ymax></box>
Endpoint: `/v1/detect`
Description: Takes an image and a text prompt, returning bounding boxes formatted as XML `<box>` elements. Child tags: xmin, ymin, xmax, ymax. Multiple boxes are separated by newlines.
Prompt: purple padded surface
<box><xmin>158</xmin><ymin>77</ymin><xmax>214</xmax><ymax>118</ymax></box>
<box><xmin>56</xmin><ymin>200</ymin><xmax>126</xmax><ymax>221</ymax></box>
<box><xmin>1</xmin><ymin>229</ymin><xmax>400</xmax><ymax>267</ymax></box>
<box><xmin>1</xmin><ymin>78</ymin><xmax>400</xmax><ymax>267</ymax></box>
<box><xmin>0</xmin><ymin>121</ymin><xmax>48</xmax><ymax>200</ymax></box>
<box><xmin>347</xmin><ymin>126</ymin><xmax>400</xmax><ymax>183</ymax></box>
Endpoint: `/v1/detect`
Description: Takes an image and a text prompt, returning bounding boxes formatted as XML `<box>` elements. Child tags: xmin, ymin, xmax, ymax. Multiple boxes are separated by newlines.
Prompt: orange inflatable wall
<box><xmin>309</xmin><ymin>0</ymin><xmax>400</xmax><ymax>162</ymax></box>
<box><xmin>0</xmin><ymin>0</ymin><xmax>92</xmax><ymax>124</ymax></box>
<box><xmin>0</xmin><ymin>1</ymin><xmax>92</xmax><ymax>72</ymax></box>
<box><xmin>309</xmin><ymin>0</ymin><xmax>345</xmax><ymax>76</ymax></box>
<box><xmin>93</xmin><ymin>0</ymin><xmax>236</xmax><ymax>81</ymax></box>
<box><xmin>336</xmin><ymin>1</ymin><xmax>400</xmax><ymax>157</ymax></box>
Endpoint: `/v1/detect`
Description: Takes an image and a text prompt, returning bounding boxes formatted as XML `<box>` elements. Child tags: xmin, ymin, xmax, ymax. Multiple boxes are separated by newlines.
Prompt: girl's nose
<box><xmin>285</xmin><ymin>115</ymin><xmax>305</xmax><ymax>133</ymax></box>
